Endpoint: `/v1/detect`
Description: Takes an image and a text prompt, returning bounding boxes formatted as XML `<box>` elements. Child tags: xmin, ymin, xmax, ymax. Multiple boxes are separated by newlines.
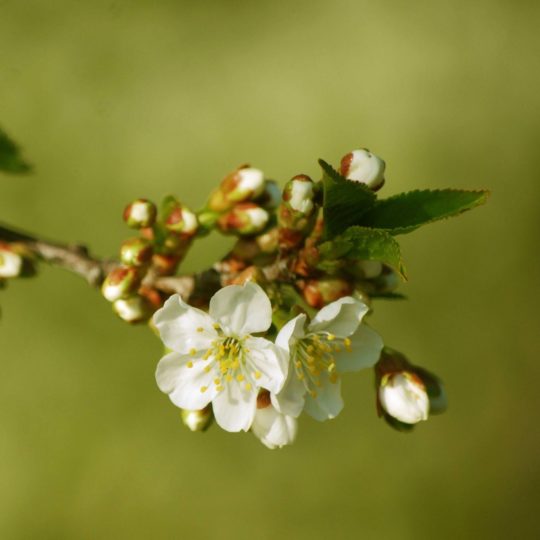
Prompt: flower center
<box><xmin>293</xmin><ymin>332</ymin><xmax>352</xmax><ymax>398</ymax></box>
<box><xmin>193</xmin><ymin>332</ymin><xmax>262</xmax><ymax>394</ymax></box>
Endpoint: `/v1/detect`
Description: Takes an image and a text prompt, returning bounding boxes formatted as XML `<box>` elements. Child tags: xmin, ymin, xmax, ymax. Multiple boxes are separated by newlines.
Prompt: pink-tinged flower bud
<box><xmin>218</xmin><ymin>203</ymin><xmax>269</xmax><ymax>235</ymax></box>
<box><xmin>163</xmin><ymin>202</ymin><xmax>199</xmax><ymax>236</ymax></box>
<box><xmin>375</xmin><ymin>348</ymin><xmax>446</xmax><ymax>430</ymax></box>
<box><xmin>123</xmin><ymin>199</ymin><xmax>157</xmax><ymax>229</ymax></box>
<box><xmin>0</xmin><ymin>245</ymin><xmax>23</xmax><ymax>278</ymax></box>
<box><xmin>120</xmin><ymin>237</ymin><xmax>154</xmax><ymax>267</ymax></box>
<box><xmin>112</xmin><ymin>295</ymin><xmax>152</xmax><ymax>323</ymax></box>
<box><xmin>282</xmin><ymin>175</ymin><xmax>317</xmax><ymax>216</ymax></box>
<box><xmin>301</xmin><ymin>277</ymin><xmax>354</xmax><ymax>308</ymax></box>
<box><xmin>379</xmin><ymin>372</ymin><xmax>429</xmax><ymax>424</ymax></box>
<box><xmin>340</xmin><ymin>149</ymin><xmax>385</xmax><ymax>191</ymax></box>
<box><xmin>101</xmin><ymin>266</ymin><xmax>142</xmax><ymax>302</ymax></box>
<box><xmin>208</xmin><ymin>166</ymin><xmax>266</xmax><ymax>212</ymax></box>
<box><xmin>181</xmin><ymin>406</ymin><xmax>213</xmax><ymax>432</ymax></box>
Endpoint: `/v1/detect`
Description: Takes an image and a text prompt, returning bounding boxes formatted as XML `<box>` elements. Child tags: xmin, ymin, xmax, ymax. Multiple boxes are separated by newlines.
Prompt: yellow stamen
<box><xmin>254</xmin><ymin>371</ymin><xmax>262</xmax><ymax>380</ymax></box>
<box><xmin>200</xmin><ymin>386</ymin><xmax>208</xmax><ymax>393</ymax></box>
<box><xmin>189</xmin><ymin>348</ymin><xmax>197</xmax><ymax>356</ymax></box>
<box><xmin>196</xmin><ymin>327</ymin><xmax>204</xmax><ymax>333</ymax></box>
<box><xmin>236</xmin><ymin>374</ymin><xmax>245</xmax><ymax>382</ymax></box>
<box><xmin>187</xmin><ymin>361</ymin><xmax>193</xmax><ymax>368</ymax></box>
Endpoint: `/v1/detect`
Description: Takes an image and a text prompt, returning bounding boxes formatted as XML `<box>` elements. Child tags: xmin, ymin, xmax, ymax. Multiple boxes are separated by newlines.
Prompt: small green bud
<box><xmin>101</xmin><ymin>266</ymin><xmax>142</xmax><ymax>302</ymax></box>
<box><xmin>123</xmin><ymin>199</ymin><xmax>157</xmax><ymax>228</ymax></box>
<box><xmin>112</xmin><ymin>295</ymin><xmax>152</xmax><ymax>323</ymax></box>
<box><xmin>0</xmin><ymin>244</ymin><xmax>23</xmax><ymax>278</ymax></box>
<box><xmin>340</xmin><ymin>149</ymin><xmax>385</xmax><ymax>191</ymax></box>
<box><xmin>218</xmin><ymin>203</ymin><xmax>269</xmax><ymax>235</ymax></box>
<box><xmin>120</xmin><ymin>237</ymin><xmax>154</xmax><ymax>267</ymax></box>
<box><xmin>181</xmin><ymin>406</ymin><xmax>213</xmax><ymax>432</ymax></box>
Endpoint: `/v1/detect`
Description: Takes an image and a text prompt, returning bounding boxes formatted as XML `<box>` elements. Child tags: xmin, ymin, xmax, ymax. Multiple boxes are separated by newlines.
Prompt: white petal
<box><xmin>252</xmin><ymin>405</ymin><xmax>298</xmax><ymax>449</ymax></box>
<box><xmin>153</xmin><ymin>295</ymin><xmax>217</xmax><ymax>354</ymax></box>
<box><xmin>336</xmin><ymin>325</ymin><xmax>383</xmax><ymax>373</ymax></box>
<box><xmin>245</xmin><ymin>337</ymin><xmax>288</xmax><ymax>394</ymax></box>
<box><xmin>271</xmin><ymin>370</ymin><xmax>306</xmax><ymax>417</ymax></box>
<box><xmin>308</xmin><ymin>297</ymin><xmax>369</xmax><ymax>337</ymax></box>
<box><xmin>209</xmin><ymin>282</ymin><xmax>272</xmax><ymax>336</ymax></box>
<box><xmin>379</xmin><ymin>374</ymin><xmax>429</xmax><ymax>424</ymax></box>
<box><xmin>275</xmin><ymin>314</ymin><xmax>307</xmax><ymax>352</ymax></box>
<box><xmin>304</xmin><ymin>374</ymin><xmax>344</xmax><ymax>421</ymax></box>
<box><xmin>155</xmin><ymin>351</ymin><xmax>217</xmax><ymax>410</ymax></box>
<box><xmin>212</xmin><ymin>380</ymin><xmax>257</xmax><ymax>432</ymax></box>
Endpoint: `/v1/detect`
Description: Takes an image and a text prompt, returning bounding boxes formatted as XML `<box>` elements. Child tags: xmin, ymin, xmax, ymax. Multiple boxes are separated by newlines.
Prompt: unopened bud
<box><xmin>112</xmin><ymin>295</ymin><xmax>152</xmax><ymax>323</ymax></box>
<box><xmin>181</xmin><ymin>406</ymin><xmax>213</xmax><ymax>432</ymax></box>
<box><xmin>163</xmin><ymin>202</ymin><xmax>198</xmax><ymax>236</ymax></box>
<box><xmin>283</xmin><ymin>175</ymin><xmax>317</xmax><ymax>216</ymax></box>
<box><xmin>375</xmin><ymin>348</ymin><xmax>446</xmax><ymax>428</ymax></box>
<box><xmin>218</xmin><ymin>203</ymin><xmax>269</xmax><ymax>235</ymax></box>
<box><xmin>301</xmin><ymin>277</ymin><xmax>354</xmax><ymax>308</ymax></box>
<box><xmin>208</xmin><ymin>166</ymin><xmax>265</xmax><ymax>212</ymax></box>
<box><xmin>0</xmin><ymin>245</ymin><xmax>23</xmax><ymax>278</ymax></box>
<box><xmin>101</xmin><ymin>266</ymin><xmax>142</xmax><ymax>302</ymax></box>
<box><xmin>151</xmin><ymin>253</ymin><xmax>181</xmax><ymax>276</ymax></box>
<box><xmin>379</xmin><ymin>372</ymin><xmax>429</xmax><ymax>424</ymax></box>
<box><xmin>120</xmin><ymin>237</ymin><xmax>153</xmax><ymax>267</ymax></box>
<box><xmin>340</xmin><ymin>149</ymin><xmax>385</xmax><ymax>191</ymax></box>
<box><xmin>354</xmin><ymin>260</ymin><xmax>383</xmax><ymax>280</ymax></box>
<box><xmin>123</xmin><ymin>199</ymin><xmax>157</xmax><ymax>228</ymax></box>
<box><xmin>255</xmin><ymin>180</ymin><xmax>282</xmax><ymax>210</ymax></box>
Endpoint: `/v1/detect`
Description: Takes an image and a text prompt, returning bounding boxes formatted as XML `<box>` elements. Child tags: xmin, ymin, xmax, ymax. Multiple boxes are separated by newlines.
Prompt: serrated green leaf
<box><xmin>359</xmin><ymin>189</ymin><xmax>490</xmax><ymax>235</ymax></box>
<box><xmin>319</xmin><ymin>226</ymin><xmax>407</xmax><ymax>279</ymax></box>
<box><xmin>0</xmin><ymin>128</ymin><xmax>32</xmax><ymax>174</ymax></box>
<box><xmin>319</xmin><ymin>159</ymin><xmax>376</xmax><ymax>238</ymax></box>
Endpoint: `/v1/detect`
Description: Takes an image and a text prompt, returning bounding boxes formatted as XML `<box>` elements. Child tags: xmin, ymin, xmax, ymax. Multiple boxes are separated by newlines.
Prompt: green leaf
<box><xmin>319</xmin><ymin>159</ymin><xmax>376</xmax><ymax>238</ymax></box>
<box><xmin>319</xmin><ymin>226</ymin><xmax>407</xmax><ymax>279</ymax></box>
<box><xmin>0</xmin><ymin>128</ymin><xmax>32</xmax><ymax>174</ymax></box>
<box><xmin>359</xmin><ymin>189</ymin><xmax>490</xmax><ymax>235</ymax></box>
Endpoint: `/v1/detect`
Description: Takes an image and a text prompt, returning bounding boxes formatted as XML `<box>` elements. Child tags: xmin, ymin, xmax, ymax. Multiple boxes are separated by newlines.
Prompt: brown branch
<box><xmin>0</xmin><ymin>222</ymin><xmax>115</xmax><ymax>286</ymax></box>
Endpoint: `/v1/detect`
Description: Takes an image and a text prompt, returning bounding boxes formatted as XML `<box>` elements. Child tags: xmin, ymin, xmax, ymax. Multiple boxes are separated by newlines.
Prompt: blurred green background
<box><xmin>1</xmin><ymin>0</ymin><xmax>538</xmax><ymax>538</ymax></box>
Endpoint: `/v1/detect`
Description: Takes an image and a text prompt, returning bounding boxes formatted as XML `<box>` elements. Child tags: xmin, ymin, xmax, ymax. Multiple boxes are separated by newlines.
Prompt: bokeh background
<box><xmin>1</xmin><ymin>1</ymin><xmax>539</xmax><ymax>538</ymax></box>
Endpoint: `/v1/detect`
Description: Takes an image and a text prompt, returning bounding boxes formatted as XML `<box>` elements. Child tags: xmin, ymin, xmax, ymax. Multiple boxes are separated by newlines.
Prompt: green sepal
<box><xmin>359</xmin><ymin>189</ymin><xmax>490</xmax><ymax>235</ymax></box>
<box><xmin>319</xmin><ymin>159</ymin><xmax>376</xmax><ymax>238</ymax></box>
<box><xmin>0</xmin><ymin>127</ymin><xmax>32</xmax><ymax>174</ymax></box>
<box><xmin>319</xmin><ymin>226</ymin><xmax>407</xmax><ymax>280</ymax></box>
<box><xmin>383</xmin><ymin>412</ymin><xmax>416</xmax><ymax>432</ymax></box>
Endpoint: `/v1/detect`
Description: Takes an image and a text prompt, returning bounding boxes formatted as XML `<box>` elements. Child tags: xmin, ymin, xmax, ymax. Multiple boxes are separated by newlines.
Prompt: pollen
<box><xmin>196</xmin><ymin>327</ymin><xmax>204</xmax><ymax>333</ymax></box>
<box><xmin>189</xmin><ymin>348</ymin><xmax>197</xmax><ymax>356</ymax></box>
<box><xmin>344</xmin><ymin>338</ymin><xmax>352</xmax><ymax>352</ymax></box>
<box><xmin>254</xmin><ymin>371</ymin><xmax>262</xmax><ymax>380</ymax></box>
<box><xmin>187</xmin><ymin>361</ymin><xmax>194</xmax><ymax>368</ymax></box>
<box><xmin>200</xmin><ymin>386</ymin><xmax>208</xmax><ymax>393</ymax></box>
<box><xmin>226</xmin><ymin>374</ymin><xmax>233</xmax><ymax>382</ymax></box>
<box><xmin>245</xmin><ymin>383</ymin><xmax>252</xmax><ymax>391</ymax></box>
<box><xmin>327</xmin><ymin>333</ymin><xmax>336</xmax><ymax>341</ymax></box>
<box><xmin>213</xmin><ymin>323</ymin><xmax>220</xmax><ymax>329</ymax></box>
<box><xmin>236</xmin><ymin>374</ymin><xmax>245</xmax><ymax>382</ymax></box>
<box><xmin>214</xmin><ymin>378</ymin><xmax>221</xmax><ymax>385</ymax></box>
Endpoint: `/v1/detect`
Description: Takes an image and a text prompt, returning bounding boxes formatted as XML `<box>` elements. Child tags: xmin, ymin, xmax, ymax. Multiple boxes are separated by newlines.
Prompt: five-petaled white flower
<box><xmin>273</xmin><ymin>297</ymin><xmax>383</xmax><ymax>421</ymax></box>
<box><xmin>153</xmin><ymin>282</ymin><xmax>288</xmax><ymax>432</ymax></box>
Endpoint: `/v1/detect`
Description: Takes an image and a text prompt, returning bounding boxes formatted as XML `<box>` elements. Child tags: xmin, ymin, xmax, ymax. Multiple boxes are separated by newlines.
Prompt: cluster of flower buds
<box><xmin>203</xmin><ymin>165</ymin><xmax>273</xmax><ymax>237</ymax></box>
<box><xmin>375</xmin><ymin>348</ymin><xmax>447</xmax><ymax>431</ymax></box>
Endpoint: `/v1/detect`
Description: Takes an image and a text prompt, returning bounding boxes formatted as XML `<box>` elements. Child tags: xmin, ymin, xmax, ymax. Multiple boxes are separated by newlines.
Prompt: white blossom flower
<box><xmin>379</xmin><ymin>372</ymin><xmax>429</xmax><ymax>424</ymax></box>
<box><xmin>274</xmin><ymin>297</ymin><xmax>383</xmax><ymax>421</ymax></box>
<box><xmin>252</xmin><ymin>392</ymin><xmax>297</xmax><ymax>449</ymax></box>
<box><xmin>153</xmin><ymin>282</ymin><xmax>288</xmax><ymax>432</ymax></box>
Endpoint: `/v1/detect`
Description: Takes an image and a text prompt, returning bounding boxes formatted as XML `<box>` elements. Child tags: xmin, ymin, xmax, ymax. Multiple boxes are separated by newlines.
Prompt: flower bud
<box><xmin>151</xmin><ymin>253</ymin><xmax>181</xmax><ymax>276</ymax></box>
<box><xmin>163</xmin><ymin>202</ymin><xmax>199</xmax><ymax>236</ymax></box>
<box><xmin>301</xmin><ymin>277</ymin><xmax>354</xmax><ymax>308</ymax></box>
<box><xmin>340</xmin><ymin>149</ymin><xmax>385</xmax><ymax>191</ymax></box>
<box><xmin>379</xmin><ymin>372</ymin><xmax>429</xmax><ymax>424</ymax></box>
<box><xmin>255</xmin><ymin>180</ymin><xmax>282</xmax><ymax>210</ymax></box>
<box><xmin>0</xmin><ymin>245</ymin><xmax>23</xmax><ymax>278</ymax></box>
<box><xmin>208</xmin><ymin>166</ymin><xmax>265</xmax><ymax>212</ymax></box>
<box><xmin>282</xmin><ymin>175</ymin><xmax>317</xmax><ymax>216</ymax></box>
<box><xmin>120</xmin><ymin>237</ymin><xmax>153</xmax><ymax>267</ymax></box>
<box><xmin>375</xmin><ymin>348</ymin><xmax>446</xmax><ymax>429</ymax></box>
<box><xmin>112</xmin><ymin>295</ymin><xmax>152</xmax><ymax>323</ymax></box>
<box><xmin>123</xmin><ymin>199</ymin><xmax>157</xmax><ymax>229</ymax></box>
<box><xmin>181</xmin><ymin>406</ymin><xmax>213</xmax><ymax>432</ymax></box>
<box><xmin>217</xmin><ymin>203</ymin><xmax>269</xmax><ymax>235</ymax></box>
<box><xmin>101</xmin><ymin>266</ymin><xmax>142</xmax><ymax>302</ymax></box>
